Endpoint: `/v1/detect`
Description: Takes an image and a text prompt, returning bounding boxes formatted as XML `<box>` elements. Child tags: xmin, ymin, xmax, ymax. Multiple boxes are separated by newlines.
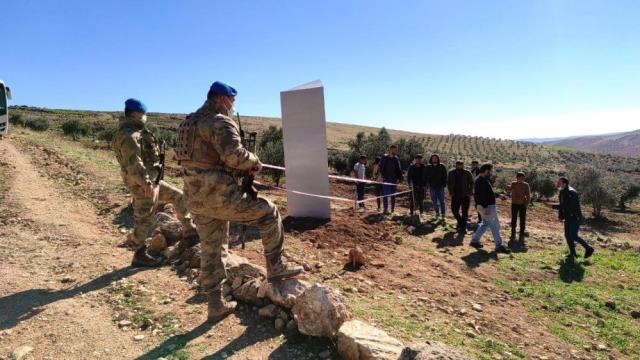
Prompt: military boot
<box><xmin>207</xmin><ymin>289</ymin><xmax>237</xmax><ymax>323</ymax></box>
<box><xmin>266</xmin><ymin>252</ymin><xmax>304</xmax><ymax>280</ymax></box>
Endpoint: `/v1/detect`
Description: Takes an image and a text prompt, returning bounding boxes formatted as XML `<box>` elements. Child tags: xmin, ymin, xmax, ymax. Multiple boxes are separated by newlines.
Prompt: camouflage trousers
<box><xmin>129</xmin><ymin>180</ymin><xmax>197</xmax><ymax>247</ymax></box>
<box><xmin>183</xmin><ymin>170</ymin><xmax>284</xmax><ymax>293</ymax></box>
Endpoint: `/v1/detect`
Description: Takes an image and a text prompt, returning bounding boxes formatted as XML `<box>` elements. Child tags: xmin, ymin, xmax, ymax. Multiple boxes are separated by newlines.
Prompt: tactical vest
<box><xmin>176</xmin><ymin>112</ymin><xmax>222</xmax><ymax>169</ymax></box>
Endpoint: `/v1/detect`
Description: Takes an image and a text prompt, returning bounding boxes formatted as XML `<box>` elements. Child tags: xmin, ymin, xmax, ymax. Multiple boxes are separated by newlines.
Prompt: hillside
<box><xmin>2</xmin><ymin>109</ymin><xmax>640</xmax><ymax>359</ymax></box>
<box><xmin>546</xmin><ymin>129</ymin><xmax>640</xmax><ymax>158</ymax></box>
<box><xmin>9</xmin><ymin>106</ymin><xmax>640</xmax><ymax>178</ymax></box>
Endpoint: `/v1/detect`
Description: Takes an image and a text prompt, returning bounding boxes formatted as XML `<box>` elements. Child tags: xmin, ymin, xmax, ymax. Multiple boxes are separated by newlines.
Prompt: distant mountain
<box><xmin>519</xmin><ymin>137</ymin><xmax>568</xmax><ymax>143</ymax></box>
<box><xmin>546</xmin><ymin>129</ymin><xmax>640</xmax><ymax>158</ymax></box>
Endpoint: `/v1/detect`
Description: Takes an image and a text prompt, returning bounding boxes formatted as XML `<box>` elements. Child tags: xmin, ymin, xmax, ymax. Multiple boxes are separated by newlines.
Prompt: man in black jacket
<box><xmin>447</xmin><ymin>160</ymin><xmax>474</xmax><ymax>234</ymax></box>
<box><xmin>425</xmin><ymin>154</ymin><xmax>447</xmax><ymax>220</ymax></box>
<box><xmin>379</xmin><ymin>145</ymin><xmax>403</xmax><ymax>214</ymax></box>
<box><xmin>470</xmin><ymin>164</ymin><xmax>510</xmax><ymax>254</ymax></box>
<box><xmin>407</xmin><ymin>154</ymin><xmax>427</xmax><ymax>215</ymax></box>
<box><xmin>557</xmin><ymin>177</ymin><xmax>594</xmax><ymax>259</ymax></box>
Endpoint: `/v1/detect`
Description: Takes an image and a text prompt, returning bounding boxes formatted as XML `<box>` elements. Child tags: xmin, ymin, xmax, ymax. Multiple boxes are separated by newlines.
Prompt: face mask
<box><xmin>140</xmin><ymin>114</ymin><xmax>147</xmax><ymax>124</ymax></box>
<box><xmin>228</xmin><ymin>104</ymin><xmax>236</xmax><ymax>117</ymax></box>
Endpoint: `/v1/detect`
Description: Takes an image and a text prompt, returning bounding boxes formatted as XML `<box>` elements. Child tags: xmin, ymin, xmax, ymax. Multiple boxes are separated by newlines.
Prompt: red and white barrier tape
<box><xmin>261</xmin><ymin>163</ymin><xmax>407</xmax><ymax>188</ymax></box>
<box><xmin>254</xmin><ymin>179</ymin><xmax>412</xmax><ymax>204</ymax></box>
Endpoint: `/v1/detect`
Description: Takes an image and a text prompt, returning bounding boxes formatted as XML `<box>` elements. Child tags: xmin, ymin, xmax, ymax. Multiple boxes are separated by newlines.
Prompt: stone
<box><xmin>232</xmin><ymin>278</ymin><xmax>263</xmax><ymax>305</ymax></box>
<box><xmin>604</xmin><ymin>300</ymin><xmax>616</xmax><ymax>310</ymax></box>
<box><xmin>274</xmin><ymin>318</ymin><xmax>286</xmax><ymax>332</ymax></box>
<box><xmin>286</xmin><ymin>319</ymin><xmax>298</xmax><ymax>334</ymax></box>
<box><xmin>117</xmin><ymin>320</ymin><xmax>133</xmax><ymax>327</ymax></box>
<box><xmin>292</xmin><ymin>284</ymin><xmax>352</xmax><ymax>338</ymax></box>
<box><xmin>472</xmin><ymin>303</ymin><xmax>483</xmax><ymax>312</ymax></box>
<box><xmin>348</xmin><ymin>247</ymin><xmax>366</xmax><ymax>267</ymax></box>
<box><xmin>133</xmin><ymin>335</ymin><xmax>145</xmax><ymax>341</ymax></box>
<box><xmin>258</xmin><ymin>304</ymin><xmax>280</xmax><ymax>318</ymax></box>
<box><xmin>399</xmin><ymin>341</ymin><xmax>471</xmax><ymax>360</ymax></box>
<box><xmin>151</xmin><ymin>206</ymin><xmax>184</xmax><ymax>243</ymax></box>
<box><xmin>225</xmin><ymin>254</ymin><xmax>266</xmax><ymax>285</ymax></box>
<box><xmin>258</xmin><ymin>278</ymin><xmax>311</xmax><ymax>309</ymax></box>
<box><xmin>630</xmin><ymin>310</ymin><xmax>640</xmax><ymax>319</ymax></box>
<box><xmin>10</xmin><ymin>346</ymin><xmax>34</xmax><ymax>360</ymax></box>
<box><xmin>231</xmin><ymin>277</ymin><xmax>243</xmax><ymax>290</ymax></box>
<box><xmin>337</xmin><ymin>320</ymin><xmax>403</xmax><ymax>360</ymax></box>
<box><xmin>147</xmin><ymin>233</ymin><xmax>168</xmax><ymax>253</ymax></box>
<box><xmin>61</xmin><ymin>276</ymin><xmax>75</xmax><ymax>283</ymax></box>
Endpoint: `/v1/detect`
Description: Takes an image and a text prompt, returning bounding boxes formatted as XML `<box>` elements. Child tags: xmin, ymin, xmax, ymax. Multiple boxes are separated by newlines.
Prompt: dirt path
<box><xmin>0</xmin><ymin>138</ymin><xmax>328</xmax><ymax>360</ymax></box>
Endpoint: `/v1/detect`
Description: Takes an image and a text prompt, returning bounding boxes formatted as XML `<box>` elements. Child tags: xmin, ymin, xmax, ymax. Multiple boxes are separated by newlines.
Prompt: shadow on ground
<box><xmin>432</xmin><ymin>231</ymin><xmax>465</xmax><ymax>248</ymax></box>
<box><xmin>0</xmin><ymin>266</ymin><xmax>145</xmax><ymax>330</ymax></box>
<box><xmin>559</xmin><ymin>258</ymin><xmax>587</xmax><ymax>283</ymax></box>
<box><xmin>282</xmin><ymin>216</ymin><xmax>330</xmax><ymax>232</ymax></box>
<box><xmin>135</xmin><ymin>306</ymin><xmax>335</xmax><ymax>360</ymax></box>
<box><xmin>461</xmin><ymin>249</ymin><xmax>497</xmax><ymax>268</ymax></box>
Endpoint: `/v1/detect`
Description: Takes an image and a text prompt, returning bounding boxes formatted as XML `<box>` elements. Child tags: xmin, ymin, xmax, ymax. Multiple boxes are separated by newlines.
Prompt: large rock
<box><xmin>399</xmin><ymin>341</ymin><xmax>471</xmax><ymax>360</ymax></box>
<box><xmin>232</xmin><ymin>278</ymin><xmax>263</xmax><ymax>305</ymax></box>
<box><xmin>258</xmin><ymin>278</ymin><xmax>311</xmax><ymax>309</ymax></box>
<box><xmin>151</xmin><ymin>204</ymin><xmax>183</xmax><ymax>243</ymax></box>
<box><xmin>225</xmin><ymin>253</ymin><xmax>266</xmax><ymax>285</ymax></box>
<box><xmin>292</xmin><ymin>283</ymin><xmax>352</xmax><ymax>338</ymax></box>
<box><xmin>337</xmin><ymin>320</ymin><xmax>403</xmax><ymax>360</ymax></box>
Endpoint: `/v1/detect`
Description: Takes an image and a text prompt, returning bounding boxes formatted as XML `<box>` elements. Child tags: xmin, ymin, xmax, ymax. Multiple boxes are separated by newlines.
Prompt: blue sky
<box><xmin>2</xmin><ymin>0</ymin><xmax>639</xmax><ymax>139</ymax></box>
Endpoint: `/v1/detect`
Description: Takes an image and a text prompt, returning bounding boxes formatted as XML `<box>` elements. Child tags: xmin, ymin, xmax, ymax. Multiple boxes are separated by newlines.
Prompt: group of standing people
<box><xmin>352</xmin><ymin>146</ymin><xmax>594</xmax><ymax>258</ymax></box>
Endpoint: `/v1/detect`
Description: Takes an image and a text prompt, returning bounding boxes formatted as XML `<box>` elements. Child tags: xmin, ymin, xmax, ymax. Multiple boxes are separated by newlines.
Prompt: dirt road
<box><xmin>0</xmin><ymin>138</ymin><xmax>328</xmax><ymax>360</ymax></box>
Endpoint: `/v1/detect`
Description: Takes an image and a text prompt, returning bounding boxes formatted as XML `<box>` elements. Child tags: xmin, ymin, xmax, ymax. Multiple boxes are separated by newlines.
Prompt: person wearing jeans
<box><xmin>557</xmin><ymin>177</ymin><xmax>594</xmax><ymax>259</ymax></box>
<box><xmin>425</xmin><ymin>154</ymin><xmax>447</xmax><ymax>219</ymax></box>
<box><xmin>379</xmin><ymin>145</ymin><xmax>403</xmax><ymax>214</ymax></box>
<box><xmin>470</xmin><ymin>163</ymin><xmax>510</xmax><ymax>254</ymax></box>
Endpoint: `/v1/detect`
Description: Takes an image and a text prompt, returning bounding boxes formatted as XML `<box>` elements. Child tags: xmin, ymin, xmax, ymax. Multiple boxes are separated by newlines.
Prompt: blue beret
<box><xmin>208</xmin><ymin>81</ymin><xmax>237</xmax><ymax>98</ymax></box>
<box><xmin>124</xmin><ymin>98</ymin><xmax>147</xmax><ymax>113</ymax></box>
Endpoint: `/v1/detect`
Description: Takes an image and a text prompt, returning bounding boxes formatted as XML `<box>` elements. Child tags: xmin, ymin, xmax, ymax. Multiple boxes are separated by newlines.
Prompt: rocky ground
<box><xmin>1</xmin><ymin>129</ymin><xmax>639</xmax><ymax>360</ymax></box>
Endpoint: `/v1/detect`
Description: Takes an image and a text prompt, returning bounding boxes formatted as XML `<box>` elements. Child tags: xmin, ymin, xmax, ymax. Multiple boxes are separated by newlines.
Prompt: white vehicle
<box><xmin>0</xmin><ymin>80</ymin><xmax>12</xmax><ymax>138</ymax></box>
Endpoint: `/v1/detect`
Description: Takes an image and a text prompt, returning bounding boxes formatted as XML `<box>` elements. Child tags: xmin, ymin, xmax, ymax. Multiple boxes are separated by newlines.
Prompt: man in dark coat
<box><xmin>447</xmin><ymin>160</ymin><xmax>474</xmax><ymax>234</ymax></box>
<box><xmin>425</xmin><ymin>154</ymin><xmax>447</xmax><ymax>220</ymax></box>
<box><xmin>407</xmin><ymin>154</ymin><xmax>427</xmax><ymax>215</ymax></box>
<box><xmin>557</xmin><ymin>177</ymin><xmax>594</xmax><ymax>259</ymax></box>
<box><xmin>378</xmin><ymin>145</ymin><xmax>403</xmax><ymax>214</ymax></box>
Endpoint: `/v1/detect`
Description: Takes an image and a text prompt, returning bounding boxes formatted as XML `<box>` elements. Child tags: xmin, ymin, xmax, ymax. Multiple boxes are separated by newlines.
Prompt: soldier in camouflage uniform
<box><xmin>113</xmin><ymin>98</ymin><xmax>198</xmax><ymax>265</ymax></box>
<box><xmin>177</xmin><ymin>81</ymin><xmax>303</xmax><ymax>322</ymax></box>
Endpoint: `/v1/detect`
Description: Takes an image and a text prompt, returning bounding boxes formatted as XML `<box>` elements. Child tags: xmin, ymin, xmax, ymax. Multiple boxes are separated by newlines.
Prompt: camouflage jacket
<box><xmin>112</xmin><ymin>118</ymin><xmax>160</xmax><ymax>188</ymax></box>
<box><xmin>179</xmin><ymin>102</ymin><xmax>260</xmax><ymax>173</ymax></box>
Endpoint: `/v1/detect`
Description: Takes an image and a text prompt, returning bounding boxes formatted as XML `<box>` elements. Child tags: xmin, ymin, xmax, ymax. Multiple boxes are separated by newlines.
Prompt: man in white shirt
<box><xmin>352</xmin><ymin>155</ymin><xmax>368</xmax><ymax>208</ymax></box>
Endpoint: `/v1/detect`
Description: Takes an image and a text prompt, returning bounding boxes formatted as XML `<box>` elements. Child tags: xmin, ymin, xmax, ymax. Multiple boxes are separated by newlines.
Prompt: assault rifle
<box><xmin>237</xmin><ymin>113</ymin><xmax>258</xmax><ymax>249</ymax></box>
<box><xmin>154</xmin><ymin>140</ymin><xmax>166</xmax><ymax>185</ymax></box>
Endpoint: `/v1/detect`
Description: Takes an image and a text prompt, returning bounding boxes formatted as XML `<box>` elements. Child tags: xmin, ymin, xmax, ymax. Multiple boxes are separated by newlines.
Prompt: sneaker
<box><xmin>495</xmin><ymin>245</ymin><xmax>511</xmax><ymax>254</ymax></box>
<box><xmin>470</xmin><ymin>241</ymin><xmax>483</xmax><ymax>249</ymax></box>
<box><xmin>584</xmin><ymin>247</ymin><xmax>594</xmax><ymax>259</ymax></box>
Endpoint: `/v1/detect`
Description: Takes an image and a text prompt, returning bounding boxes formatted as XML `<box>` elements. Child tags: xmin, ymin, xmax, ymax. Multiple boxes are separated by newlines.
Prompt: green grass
<box><xmin>493</xmin><ymin>248</ymin><xmax>640</xmax><ymax>358</ymax></box>
<box><xmin>109</xmin><ymin>281</ymin><xmax>180</xmax><ymax>338</ymax></box>
<box><xmin>344</xmin><ymin>285</ymin><xmax>526</xmax><ymax>359</ymax></box>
